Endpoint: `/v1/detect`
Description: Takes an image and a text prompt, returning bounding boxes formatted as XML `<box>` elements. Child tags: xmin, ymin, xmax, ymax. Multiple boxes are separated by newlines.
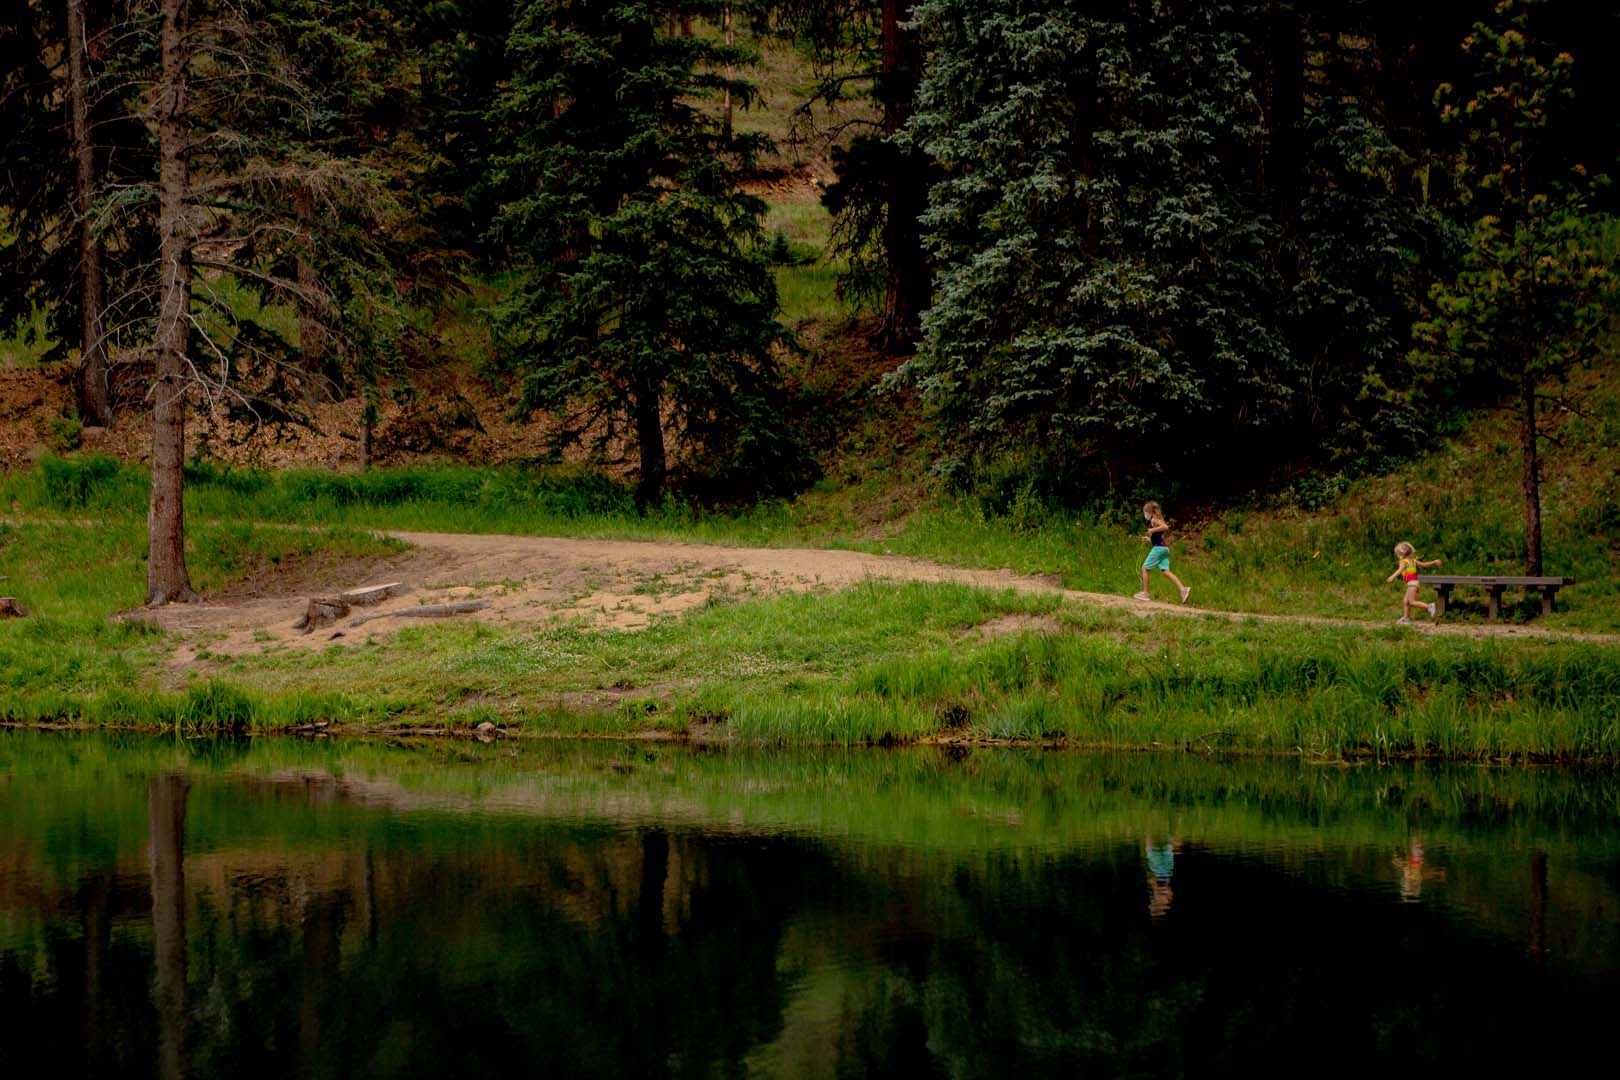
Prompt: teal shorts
<box><xmin>1143</xmin><ymin>546</ymin><xmax>1171</xmax><ymax>571</ymax></box>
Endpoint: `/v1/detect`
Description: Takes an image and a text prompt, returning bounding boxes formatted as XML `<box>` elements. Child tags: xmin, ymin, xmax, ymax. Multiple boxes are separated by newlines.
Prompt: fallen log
<box><xmin>342</xmin><ymin>581</ymin><xmax>408</xmax><ymax>607</ymax></box>
<box><xmin>348</xmin><ymin>600</ymin><xmax>487</xmax><ymax>628</ymax></box>
<box><xmin>0</xmin><ymin>597</ymin><xmax>26</xmax><ymax>618</ymax></box>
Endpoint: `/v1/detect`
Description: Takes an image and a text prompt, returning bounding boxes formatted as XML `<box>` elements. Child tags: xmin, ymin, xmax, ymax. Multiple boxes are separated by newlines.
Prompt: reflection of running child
<box><xmin>1144</xmin><ymin>834</ymin><xmax>1181</xmax><ymax>919</ymax></box>
<box><xmin>1383</xmin><ymin>541</ymin><xmax>1442</xmax><ymax>625</ymax></box>
<box><xmin>1134</xmin><ymin>501</ymin><xmax>1192</xmax><ymax>605</ymax></box>
<box><xmin>1393</xmin><ymin>836</ymin><xmax>1446</xmax><ymax>901</ymax></box>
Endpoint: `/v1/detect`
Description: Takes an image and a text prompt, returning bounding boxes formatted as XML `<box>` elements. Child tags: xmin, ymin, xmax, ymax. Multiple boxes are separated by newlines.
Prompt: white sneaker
<box><xmin>1133</xmin><ymin>591</ymin><xmax>1152</xmax><ymax>601</ymax></box>
<box><xmin>1180</xmin><ymin>586</ymin><xmax>1192</xmax><ymax>605</ymax></box>
<box><xmin>1395</xmin><ymin>616</ymin><xmax>1411</xmax><ymax>625</ymax></box>
<box><xmin>1427</xmin><ymin>602</ymin><xmax>1437</xmax><ymax>618</ymax></box>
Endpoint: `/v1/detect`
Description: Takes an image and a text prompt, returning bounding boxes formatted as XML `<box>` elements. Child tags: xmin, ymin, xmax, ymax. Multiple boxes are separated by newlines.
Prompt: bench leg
<box><xmin>1487</xmin><ymin>586</ymin><xmax>1503</xmax><ymax>622</ymax></box>
<box><xmin>1541</xmin><ymin>587</ymin><xmax>1556</xmax><ymax>616</ymax></box>
<box><xmin>1434</xmin><ymin>585</ymin><xmax>1451</xmax><ymax>617</ymax></box>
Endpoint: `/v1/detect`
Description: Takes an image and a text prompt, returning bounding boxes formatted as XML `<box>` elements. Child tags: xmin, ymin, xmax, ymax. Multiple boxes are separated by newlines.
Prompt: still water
<box><xmin>0</xmin><ymin>732</ymin><xmax>1616</xmax><ymax>1077</ymax></box>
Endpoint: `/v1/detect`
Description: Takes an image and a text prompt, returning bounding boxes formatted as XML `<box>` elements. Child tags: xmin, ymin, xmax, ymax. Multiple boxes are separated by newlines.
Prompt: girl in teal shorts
<box><xmin>1135</xmin><ymin>501</ymin><xmax>1192</xmax><ymax>604</ymax></box>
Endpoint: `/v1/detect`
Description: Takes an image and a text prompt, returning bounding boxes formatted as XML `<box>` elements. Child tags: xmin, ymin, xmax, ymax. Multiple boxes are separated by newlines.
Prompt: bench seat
<box><xmin>1417</xmin><ymin>575</ymin><xmax>1576</xmax><ymax>620</ymax></box>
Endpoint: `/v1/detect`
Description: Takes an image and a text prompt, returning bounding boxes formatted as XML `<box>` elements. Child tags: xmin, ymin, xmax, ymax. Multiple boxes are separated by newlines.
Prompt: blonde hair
<box><xmin>1394</xmin><ymin>541</ymin><xmax>1415</xmax><ymax>558</ymax></box>
<box><xmin>1143</xmin><ymin>500</ymin><xmax>1164</xmax><ymax>520</ymax></box>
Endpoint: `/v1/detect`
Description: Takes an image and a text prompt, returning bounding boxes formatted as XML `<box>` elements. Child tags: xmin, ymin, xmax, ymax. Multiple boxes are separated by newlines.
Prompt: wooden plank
<box><xmin>1419</xmin><ymin>575</ymin><xmax>1574</xmax><ymax>586</ymax></box>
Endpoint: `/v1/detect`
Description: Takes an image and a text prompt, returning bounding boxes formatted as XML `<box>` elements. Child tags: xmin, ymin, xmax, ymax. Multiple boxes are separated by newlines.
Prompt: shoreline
<box><xmin>4</xmin><ymin>717</ymin><xmax>1615</xmax><ymax>768</ymax></box>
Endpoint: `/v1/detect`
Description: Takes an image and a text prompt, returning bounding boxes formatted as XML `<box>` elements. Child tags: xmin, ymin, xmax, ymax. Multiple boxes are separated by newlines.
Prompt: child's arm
<box><xmin>1418</xmin><ymin>558</ymin><xmax>1443</xmax><ymax>569</ymax></box>
<box><xmin>1384</xmin><ymin>567</ymin><xmax>1400</xmax><ymax>583</ymax></box>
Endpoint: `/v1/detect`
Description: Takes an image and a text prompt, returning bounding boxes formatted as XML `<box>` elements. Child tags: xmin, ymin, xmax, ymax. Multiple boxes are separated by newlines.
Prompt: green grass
<box><xmin>764</xmin><ymin>193</ymin><xmax>869</xmax><ymax>327</ymax></box>
<box><xmin>7</xmin><ymin>532</ymin><xmax>1616</xmax><ymax>761</ymax></box>
<box><xmin>0</xmin><ymin>302</ymin><xmax>57</xmax><ymax>367</ymax></box>
<box><xmin>0</xmin><ymin>515</ymin><xmax>405</xmax><ymax>730</ymax></box>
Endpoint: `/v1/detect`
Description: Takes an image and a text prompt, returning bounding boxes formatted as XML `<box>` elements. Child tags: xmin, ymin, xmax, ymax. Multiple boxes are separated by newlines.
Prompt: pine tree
<box><xmin>491</xmin><ymin>0</ymin><xmax>801</xmax><ymax>508</ymax></box>
<box><xmin>1414</xmin><ymin>0</ymin><xmax>1615</xmax><ymax>575</ymax></box>
<box><xmin>135</xmin><ymin>0</ymin><xmax>403</xmax><ymax>603</ymax></box>
<box><xmin>904</xmin><ymin>0</ymin><xmax>1284</xmax><ymax>486</ymax></box>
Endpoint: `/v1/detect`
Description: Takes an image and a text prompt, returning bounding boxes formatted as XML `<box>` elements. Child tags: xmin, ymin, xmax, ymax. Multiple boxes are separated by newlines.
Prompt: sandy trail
<box><xmin>129</xmin><ymin>528</ymin><xmax>1620</xmax><ymax>663</ymax></box>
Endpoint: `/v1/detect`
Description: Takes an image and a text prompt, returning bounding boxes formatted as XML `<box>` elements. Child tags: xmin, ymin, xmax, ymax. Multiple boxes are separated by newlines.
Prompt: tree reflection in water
<box><xmin>0</xmin><ymin>736</ymin><xmax>1615</xmax><ymax>1077</ymax></box>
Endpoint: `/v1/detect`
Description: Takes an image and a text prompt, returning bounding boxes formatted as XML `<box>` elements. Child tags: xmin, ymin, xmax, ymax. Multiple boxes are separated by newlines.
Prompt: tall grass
<box><xmin>698</xmin><ymin>610</ymin><xmax>1620</xmax><ymax>760</ymax></box>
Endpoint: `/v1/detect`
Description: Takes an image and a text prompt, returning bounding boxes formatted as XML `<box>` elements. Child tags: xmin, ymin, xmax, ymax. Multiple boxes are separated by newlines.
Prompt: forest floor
<box><xmin>137</xmin><ymin>526</ymin><xmax>1620</xmax><ymax>682</ymax></box>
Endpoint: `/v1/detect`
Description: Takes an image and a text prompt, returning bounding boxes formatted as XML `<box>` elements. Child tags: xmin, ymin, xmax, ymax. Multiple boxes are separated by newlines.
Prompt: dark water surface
<box><xmin>1</xmin><ymin>732</ymin><xmax>1617</xmax><ymax>1078</ymax></box>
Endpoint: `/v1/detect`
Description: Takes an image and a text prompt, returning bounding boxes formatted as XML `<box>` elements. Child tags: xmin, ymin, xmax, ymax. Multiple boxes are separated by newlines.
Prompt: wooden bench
<box><xmin>1419</xmin><ymin>575</ymin><xmax>1575</xmax><ymax>621</ymax></box>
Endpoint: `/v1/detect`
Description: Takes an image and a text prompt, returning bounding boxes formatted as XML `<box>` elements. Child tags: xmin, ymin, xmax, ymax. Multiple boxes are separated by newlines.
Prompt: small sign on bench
<box><xmin>1419</xmin><ymin>575</ymin><xmax>1575</xmax><ymax>621</ymax></box>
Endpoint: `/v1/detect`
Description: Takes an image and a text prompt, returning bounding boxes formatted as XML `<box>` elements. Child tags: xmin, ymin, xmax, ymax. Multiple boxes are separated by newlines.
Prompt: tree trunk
<box><xmin>1519</xmin><ymin>364</ymin><xmax>1543</xmax><ymax>575</ymax></box>
<box><xmin>148</xmin><ymin>0</ymin><xmax>197</xmax><ymax>606</ymax></box>
<box><xmin>873</xmin><ymin>0</ymin><xmax>928</xmax><ymax>353</ymax></box>
<box><xmin>359</xmin><ymin>382</ymin><xmax>374</xmax><ymax>470</ymax></box>
<box><xmin>633</xmin><ymin>381</ymin><xmax>666</xmax><ymax>510</ymax></box>
<box><xmin>148</xmin><ymin>774</ymin><xmax>189</xmax><ymax>1080</ymax></box>
<box><xmin>722</xmin><ymin>6</ymin><xmax>733</xmax><ymax>139</ymax></box>
<box><xmin>293</xmin><ymin>184</ymin><xmax>330</xmax><ymax>404</ymax></box>
<box><xmin>68</xmin><ymin>0</ymin><xmax>111</xmax><ymax>426</ymax></box>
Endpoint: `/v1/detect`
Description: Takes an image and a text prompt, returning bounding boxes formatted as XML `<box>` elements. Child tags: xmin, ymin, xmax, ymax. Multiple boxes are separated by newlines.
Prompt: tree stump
<box><xmin>294</xmin><ymin>597</ymin><xmax>350</xmax><ymax>633</ymax></box>
<box><xmin>0</xmin><ymin>597</ymin><xmax>26</xmax><ymax>618</ymax></box>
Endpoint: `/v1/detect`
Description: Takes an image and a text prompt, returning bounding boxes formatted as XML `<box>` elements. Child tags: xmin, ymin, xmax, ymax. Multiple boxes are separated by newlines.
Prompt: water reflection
<box><xmin>1143</xmin><ymin>829</ymin><xmax>1182</xmax><ymax>920</ymax></box>
<box><xmin>0</xmin><ymin>735</ymin><xmax>1616</xmax><ymax>1077</ymax></box>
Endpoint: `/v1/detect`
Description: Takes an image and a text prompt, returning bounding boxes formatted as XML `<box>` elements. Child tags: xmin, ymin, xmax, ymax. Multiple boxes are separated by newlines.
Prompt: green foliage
<box><xmin>40</xmin><ymin>411</ymin><xmax>83</xmax><ymax>453</ymax></box>
<box><xmin>901</xmin><ymin>0</ymin><xmax>1447</xmax><ymax>487</ymax></box>
<box><xmin>36</xmin><ymin>454</ymin><xmax>137</xmax><ymax>510</ymax></box>
<box><xmin>1414</xmin><ymin>0</ymin><xmax>1615</xmax><ymax>402</ymax></box>
<box><xmin>490</xmin><ymin>0</ymin><xmax>807</xmax><ymax>506</ymax></box>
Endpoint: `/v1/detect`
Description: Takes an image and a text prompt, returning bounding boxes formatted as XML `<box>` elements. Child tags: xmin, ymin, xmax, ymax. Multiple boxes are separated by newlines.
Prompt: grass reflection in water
<box><xmin>0</xmin><ymin>732</ymin><xmax>1615</xmax><ymax>1077</ymax></box>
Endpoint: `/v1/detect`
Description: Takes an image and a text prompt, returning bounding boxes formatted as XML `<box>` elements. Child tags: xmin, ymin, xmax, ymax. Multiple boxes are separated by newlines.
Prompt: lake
<box><xmin>1</xmin><ymin>732</ymin><xmax>1616</xmax><ymax>1077</ymax></box>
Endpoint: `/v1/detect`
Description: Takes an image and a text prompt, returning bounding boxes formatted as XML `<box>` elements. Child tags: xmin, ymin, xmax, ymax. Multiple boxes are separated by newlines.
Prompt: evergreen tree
<box><xmin>491</xmin><ymin>0</ymin><xmax>801</xmax><ymax>508</ymax></box>
<box><xmin>133</xmin><ymin>0</ymin><xmax>403</xmax><ymax>603</ymax></box>
<box><xmin>904</xmin><ymin>0</ymin><xmax>1284</xmax><ymax>487</ymax></box>
<box><xmin>1414</xmin><ymin>0</ymin><xmax>1615</xmax><ymax>575</ymax></box>
<box><xmin>0</xmin><ymin>0</ymin><xmax>153</xmax><ymax>418</ymax></box>
<box><xmin>901</xmin><ymin>0</ymin><xmax>1459</xmax><ymax>490</ymax></box>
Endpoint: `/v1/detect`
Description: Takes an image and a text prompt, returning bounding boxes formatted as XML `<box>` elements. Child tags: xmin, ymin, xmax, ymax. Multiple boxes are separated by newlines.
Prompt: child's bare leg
<box><xmin>1140</xmin><ymin>568</ymin><xmax>1151</xmax><ymax>595</ymax></box>
<box><xmin>1162</xmin><ymin>570</ymin><xmax>1186</xmax><ymax>592</ymax></box>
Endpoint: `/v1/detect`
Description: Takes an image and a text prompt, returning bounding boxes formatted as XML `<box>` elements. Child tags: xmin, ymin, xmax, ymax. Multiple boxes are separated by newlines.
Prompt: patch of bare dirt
<box><xmin>965</xmin><ymin>613</ymin><xmax>1063</xmax><ymax>640</ymax></box>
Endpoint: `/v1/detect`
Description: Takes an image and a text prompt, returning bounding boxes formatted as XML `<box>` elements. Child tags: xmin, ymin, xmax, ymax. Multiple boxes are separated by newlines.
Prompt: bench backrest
<box><xmin>1419</xmin><ymin>575</ymin><xmax>1575</xmax><ymax>586</ymax></box>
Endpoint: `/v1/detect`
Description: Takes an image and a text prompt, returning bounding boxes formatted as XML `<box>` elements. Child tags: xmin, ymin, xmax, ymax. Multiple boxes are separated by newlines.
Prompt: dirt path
<box><xmin>130</xmin><ymin>528</ymin><xmax>1620</xmax><ymax>664</ymax></box>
